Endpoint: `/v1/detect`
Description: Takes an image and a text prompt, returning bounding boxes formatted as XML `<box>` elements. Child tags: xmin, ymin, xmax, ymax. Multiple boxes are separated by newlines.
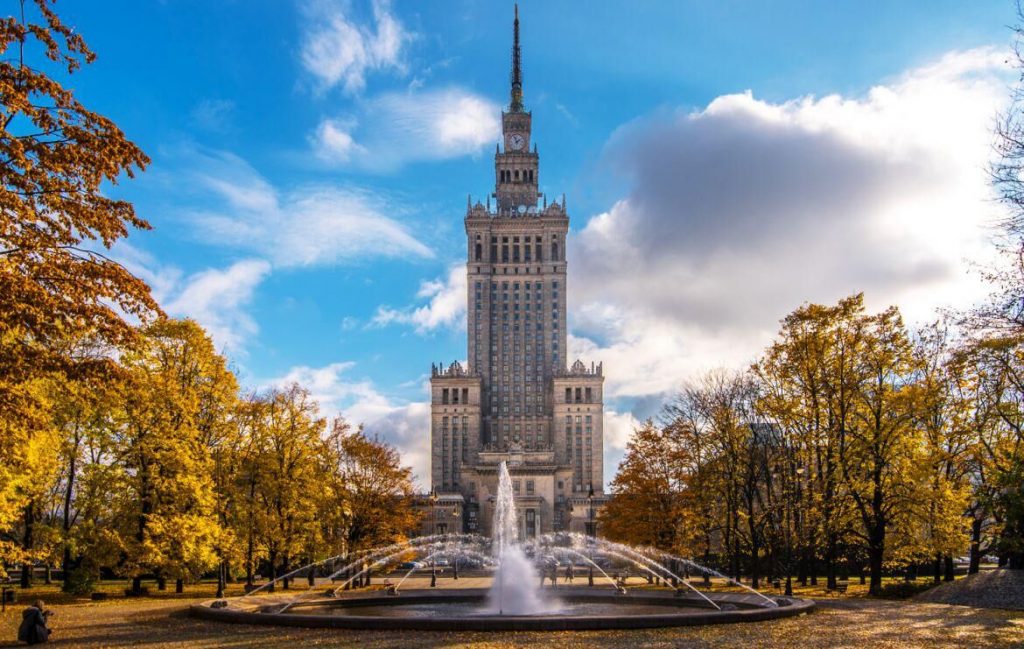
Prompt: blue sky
<box><xmin>46</xmin><ymin>0</ymin><xmax>1018</xmax><ymax>487</ymax></box>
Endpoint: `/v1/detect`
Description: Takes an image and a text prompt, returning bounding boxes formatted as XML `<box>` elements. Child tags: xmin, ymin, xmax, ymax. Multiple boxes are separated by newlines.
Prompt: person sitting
<box><xmin>17</xmin><ymin>600</ymin><xmax>52</xmax><ymax>645</ymax></box>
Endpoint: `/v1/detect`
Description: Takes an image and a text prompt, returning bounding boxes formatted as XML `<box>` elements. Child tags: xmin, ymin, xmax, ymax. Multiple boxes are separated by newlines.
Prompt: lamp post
<box><xmin>587</xmin><ymin>484</ymin><xmax>596</xmax><ymax>587</ymax></box>
<box><xmin>586</xmin><ymin>484</ymin><xmax>596</xmax><ymax>538</ymax></box>
<box><xmin>453</xmin><ymin>507</ymin><xmax>461</xmax><ymax>580</ymax></box>
<box><xmin>430</xmin><ymin>488</ymin><xmax>439</xmax><ymax>536</ymax></box>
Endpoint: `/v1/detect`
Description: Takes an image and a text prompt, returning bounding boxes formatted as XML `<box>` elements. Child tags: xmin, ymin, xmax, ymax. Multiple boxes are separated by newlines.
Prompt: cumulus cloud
<box><xmin>601</xmin><ymin>409</ymin><xmax>642</xmax><ymax>488</ymax></box>
<box><xmin>267</xmin><ymin>362</ymin><xmax>431</xmax><ymax>488</ymax></box>
<box><xmin>300</xmin><ymin>0</ymin><xmax>410</xmax><ymax>94</ymax></box>
<box><xmin>312</xmin><ymin>88</ymin><xmax>501</xmax><ymax>170</ymax></box>
<box><xmin>372</xmin><ymin>263</ymin><xmax>467</xmax><ymax>333</ymax></box>
<box><xmin>183</xmin><ymin>147</ymin><xmax>433</xmax><ymax>266</ymax></box>
<box><xmin>113</xmin><ymin>242</ymin><xmax>270</xmax><ymax>356</ymax></box>
<box><xmin>311</xmin><ymin>117</ymin><xmax>366</xmax><ymax>164</ymax></box>
<box><xmin>164</xmin><ymin>259</ymin><xmax>271</xmax><ymax>355</ymax></box>
<box><xmin>569</xmin><ymin>47</ymin><xmax>1012</xmax><ymax>401</ymax></box>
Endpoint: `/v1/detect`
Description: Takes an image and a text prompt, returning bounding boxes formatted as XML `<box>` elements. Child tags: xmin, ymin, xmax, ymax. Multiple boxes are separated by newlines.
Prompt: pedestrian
<box><xmin>17</xmin><ymin>600</ymin><xmax>52</xmax><ymax>645</ymax></box>
<box><xmin>565</xmin><ymin>563</ymin><xmax>574</xmax><ymax>583</ymax></box>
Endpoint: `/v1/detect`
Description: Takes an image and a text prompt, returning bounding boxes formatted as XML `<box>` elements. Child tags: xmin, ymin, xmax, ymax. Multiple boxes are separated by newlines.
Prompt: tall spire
<box><xmin>509</xmin><ymin>4</ymin><xmax>524</xmax><ymax>112</ymax></box>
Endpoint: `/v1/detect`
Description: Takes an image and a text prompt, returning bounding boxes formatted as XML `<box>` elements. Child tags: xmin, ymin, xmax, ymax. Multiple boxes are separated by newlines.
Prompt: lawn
<box><xmin>0</xmin><ymin>580</ymin><xmax>1022</xmax><ymax>648</ymax></box>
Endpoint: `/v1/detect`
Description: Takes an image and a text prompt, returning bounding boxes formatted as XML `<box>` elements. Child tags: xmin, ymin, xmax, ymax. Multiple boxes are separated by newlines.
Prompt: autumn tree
<box><xmin>599</xmin><ymin>419</ymin><xmax>691</xmax><ymax>551</ymax></box>
<box><xmin>112</xmin><ymin>320</ymin><xmax>228</xmax><ymax>594</ymax></box>
<box><xmin>907</xmin><ymin>324</ymin><xmax>973</xmax><ymax>582</ymax></box>
<box><xmin>0</xmin><ymin>0</ymin><xmax>157</xmax><ymax>573</ymax></box>
<box><xmin>327</xmin><ymin>420</ymin><xmax>419</xmax><ymax>555</ymax></box>
<box><xmin>257</xmin><ymin>384</ymin><xmax>329</xmax><ymax>589</ymax></box>
<box><xmin>980</xmin><ymin>3</ymin><xmax>1024</xmax><ymax>569</ymax></box>
<box><xmin>754</xmin><ymin>297</ymin><xmax>864</xmax><ymax>588</ymax></box>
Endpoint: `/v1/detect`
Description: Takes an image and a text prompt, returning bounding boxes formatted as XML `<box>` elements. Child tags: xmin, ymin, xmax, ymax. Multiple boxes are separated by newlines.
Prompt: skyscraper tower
<box><xmin>429</xmin><ymin>5</ymin><xmax>605</xmax><ymax>539</ymax></box>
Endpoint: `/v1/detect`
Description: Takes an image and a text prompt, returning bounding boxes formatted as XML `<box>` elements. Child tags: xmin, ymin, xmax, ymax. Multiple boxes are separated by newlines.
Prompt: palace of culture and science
<box><xmin>426</xmin><ymin>6</ymin><xmax>606</xmax><ymax>539</ymax></box>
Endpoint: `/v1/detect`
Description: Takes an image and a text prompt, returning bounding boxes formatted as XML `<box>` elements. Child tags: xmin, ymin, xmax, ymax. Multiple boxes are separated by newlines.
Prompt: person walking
<box><xmin>17</xmin><ymin>600</ymin><xmax>52</xmax><ymax>645</ymax></box>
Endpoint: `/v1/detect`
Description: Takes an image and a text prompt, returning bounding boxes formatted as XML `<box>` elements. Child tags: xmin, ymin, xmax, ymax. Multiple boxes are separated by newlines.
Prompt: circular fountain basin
<box><xmin>191</xmin><ymin>588</ymin><xmax>815</xmax><ymax>631</ymax></box>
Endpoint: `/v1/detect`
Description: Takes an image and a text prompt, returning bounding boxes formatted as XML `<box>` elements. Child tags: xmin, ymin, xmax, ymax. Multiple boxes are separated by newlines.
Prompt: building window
<box><xmin>526</xmin><ymin>480</ymin><xmax>535</xmax><ymax>495</ymax></box>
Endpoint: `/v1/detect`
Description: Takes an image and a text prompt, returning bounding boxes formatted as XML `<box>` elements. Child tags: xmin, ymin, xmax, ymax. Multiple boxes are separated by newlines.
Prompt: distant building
<box><xmin>428</xmin><ymin>6</ymin><xmax>606</xmax><ymax>540</ymax></box>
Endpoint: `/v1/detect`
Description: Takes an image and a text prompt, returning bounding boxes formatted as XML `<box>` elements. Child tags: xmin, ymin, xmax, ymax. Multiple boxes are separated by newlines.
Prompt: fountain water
<box><xmin>484</xmin><ymin>461</ymin><xmax>552</xmax><ymax>615</ymax></box>
<box><xmin>195</xmin><ymin>462</ymin><xmax>814</xmax><ymax>630</ymax></box>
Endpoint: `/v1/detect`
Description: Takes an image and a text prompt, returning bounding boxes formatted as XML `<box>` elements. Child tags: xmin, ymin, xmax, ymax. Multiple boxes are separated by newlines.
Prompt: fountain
<box><xmin>191</xmin><ymin>461</ymin><xmax>814</xmax><ymax>630</ymax></box>
<box><xmin>485</xmin><ymin>462</ymin><xmax>551</xmax><ymax>615</ymax></box>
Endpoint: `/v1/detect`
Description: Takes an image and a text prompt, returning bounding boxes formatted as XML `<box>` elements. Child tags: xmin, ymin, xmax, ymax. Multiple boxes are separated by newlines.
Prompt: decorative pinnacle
<box><xmin>510</xmin><ymin>4</ymin><xmax>523</xmax><ymax>112</ymax></box>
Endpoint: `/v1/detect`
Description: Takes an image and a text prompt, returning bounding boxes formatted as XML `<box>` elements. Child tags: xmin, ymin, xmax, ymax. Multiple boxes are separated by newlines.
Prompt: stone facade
<box><xmin>427</xmin><ymin>6</ymin><xmax>606</xmax><ymax>540</ymax></box>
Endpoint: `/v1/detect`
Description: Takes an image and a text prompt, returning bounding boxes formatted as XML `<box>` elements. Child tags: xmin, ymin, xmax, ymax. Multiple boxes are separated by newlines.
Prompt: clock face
<box><xmin>509</xmin><ymin>133</ymin><xmax>525</xmax><ymax>151</ymax></box>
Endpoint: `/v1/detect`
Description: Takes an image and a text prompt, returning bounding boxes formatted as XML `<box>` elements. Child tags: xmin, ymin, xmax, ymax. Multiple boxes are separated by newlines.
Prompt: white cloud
<box><xmin>267</xmin><ymin>362</ymin><xmax>431</xmax><ymax>488</ymax></box>
<box><xmin>183</xmin><ymin>147</ymin><xmax>434</xmax><ymax>267</ymax></box>
<box><xmin>113</xmin><ymin>242</ymin><xmax>271</xmax><ymax>356</ymax></box>
<box><xmin>300</xmin><ymin>0</ymin><xmax>410</xmax><ymax>94</ymax></box>
<box><xmin>312</xmin><ymin>118</ymin><xmax>366</xmax><ymax>163</ymax></box>
<box><xmin>601</xmin><ymin>409</ymin><xmax>642</xmax><ymax>491</ymax></box>
<box><xmin>569</xmin><ymin>47</ymin><xmax>1012</xmax><ymax>401</ymax></box>
<box><xmin>164</xmin><ymin>259</ymin><xmax>271</xmax><ymax>355</ymax></box>
<box><xmin>311</xmin><ymin>88</ymin><xmax>501</xmax><ymax>170</ymax></box>
<box><xmin>372</xmin><ymin>263</ymin><xmax>466</xmax><ymax>333</ymax></box>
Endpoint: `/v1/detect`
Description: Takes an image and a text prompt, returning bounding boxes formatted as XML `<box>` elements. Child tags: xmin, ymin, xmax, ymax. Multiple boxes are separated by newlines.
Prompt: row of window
<box><xmin>498</xmin><ymin>168</ymin><xmax>535</xmax><ymax>183</ymax></box>
<box><xmin>440</xmin><ymin>388</ymin><xmax>470</xmax><ymax>405</ymax></box>
<box><xmin>477</xmin><ymin>280</ymin><xmax>559</xmax><ymax>291</ymax></box>
<box><xmin>511</xmin><ymin>479</ymin><xmax>536</xmax><ymax>495</ymax></box>
<box><xmin>564</xmin><ymin>387</ymin><xmax>595</xmax><ymax>404</ymax></box>
<box><xmin>473</xmin><ymin>239</ymin><xmax>561</xmax><ymax>263</ymax></box>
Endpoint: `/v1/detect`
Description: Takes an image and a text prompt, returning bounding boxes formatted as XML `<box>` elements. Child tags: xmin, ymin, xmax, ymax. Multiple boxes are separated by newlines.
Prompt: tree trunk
<box><xmin>868</xmin><ymin>545</ymin><xmax>883</xmax><ymax>596</ymax></box>
<box><xmin>944</xmin><ymin>555</ymin><xmax>955</xmax><ymax>582</ymax></box>
<box><xmin>131</xmin><ymin>575</ymin><xmax>143</xmax><ymax>594</ymax></box>
<box><xmin>175</xmin><ymin>578</ymin><xmax>184</xmax><ymax>594</ymax></box>
<box><xmin>245</xmin><ymin>530</ymin><xmax>255</xmax><ymax>586</ymax></box>
<box><xmin>968</xmin><ymin>517</ymin><xmax>983</xmax><ymax>575</ymax></box>
<box><xmin>268</xmin><ymin>550</ymin><xmax>277</xmax><ymax>593</ymax></box>
<box><xmin>61</xmin><ymin>432</ymin><xmax>79</xmax><ymax>590</ymax></box>
<box><xmin>157</xmin><ymin>575</ymin><xmax>166</xmax><ymax>591</ymax></box>
<box><xmin>282</xmin><ymin>554</ymin><xmax>290</xmax><ymax>590</ymax></box>
<box><xmin>825</xmin><ymin>535</ymin><xmax>837</xmax><ymax>590</ymax></box>
<box><xmin>20</xmin><ymin>500</ymin><xmax>35</xmax><ymax>588</ymax></box>
<box><xmin>933</xmin><ymin>554</ymin><xmax>942</xmax><ymax>583</ymax></box>
<box><xmin>216</xmin><ymin>561</ymin><xmax>227</xmax><ymax>598</ymax></box>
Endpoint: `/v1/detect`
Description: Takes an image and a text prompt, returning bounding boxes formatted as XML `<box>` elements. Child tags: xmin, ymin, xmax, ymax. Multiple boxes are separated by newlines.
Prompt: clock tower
<box><xmin>427</xmin><ymin>4</ymin><xmax>606</xmax><ymax>540</ymax></box>
<box><xmin>495</xmin><ymin>4</ymin><xmax>539</xmax><ymax>213</ymax></box>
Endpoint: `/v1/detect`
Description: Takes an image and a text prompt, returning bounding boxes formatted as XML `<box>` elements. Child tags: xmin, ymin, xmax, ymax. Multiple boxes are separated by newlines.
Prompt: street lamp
<box><xmin>452</xmin><ymin>507</ymin><xmax>461</xmax><ymax>580</ymax></box>
<box><xmin>587</xmin><ymin>484</ymin><xmax>596</xmax><ymax>587</ymax></box>
<box><xmin>586</xmin><ymin>483</ymin><xmax>596</xmax><ymax>538</ymax></box>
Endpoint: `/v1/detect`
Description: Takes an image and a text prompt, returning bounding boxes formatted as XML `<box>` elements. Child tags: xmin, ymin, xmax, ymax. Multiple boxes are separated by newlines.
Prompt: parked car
<box><xmin>397</xmin><ymin>561</ymin><xmax>425</xmax><ymax>570</ymax></box>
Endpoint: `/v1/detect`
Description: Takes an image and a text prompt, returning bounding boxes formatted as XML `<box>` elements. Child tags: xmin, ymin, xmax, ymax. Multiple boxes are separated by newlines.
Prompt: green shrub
<box><xmin>63</xmin><ymin>565</ymin><xmax>98</xmax><ymax>595</ymax></box>
<box><xmin>876</xmin><ymin>580</ymin><xmax>939</xmax><ymax>599</ymax></box>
